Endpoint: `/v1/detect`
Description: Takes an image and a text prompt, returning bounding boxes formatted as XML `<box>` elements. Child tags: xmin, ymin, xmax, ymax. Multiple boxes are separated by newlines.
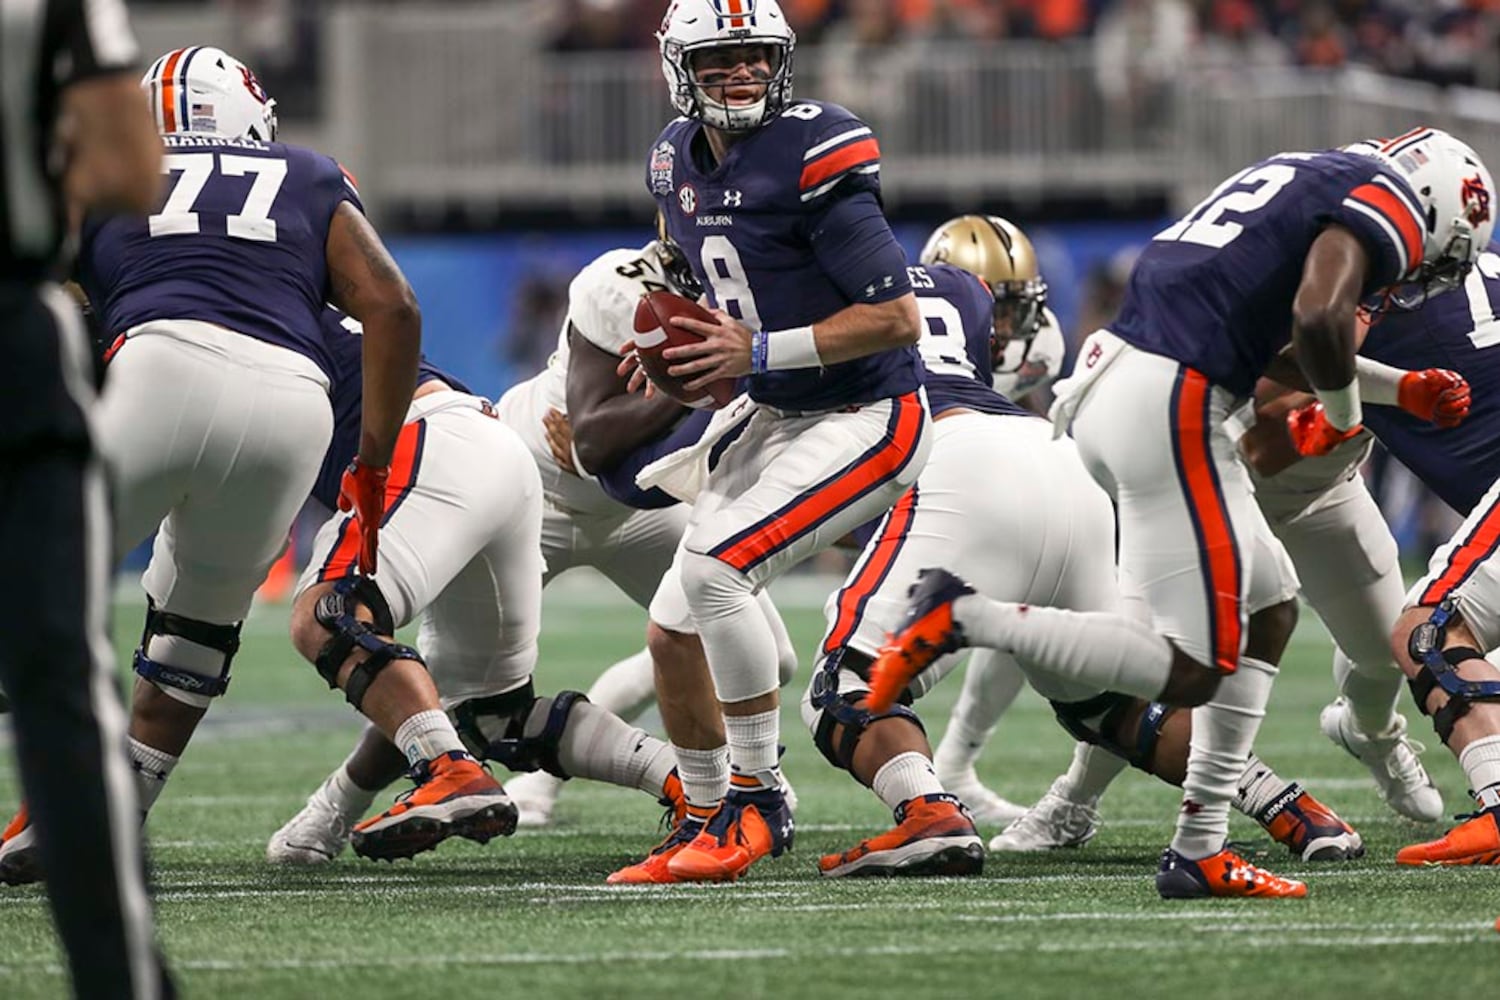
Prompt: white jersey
<box><xmin>993</xmin><ymin>306</ymin><xmax>1064</xmax><ymax>402</ymax></box>
<box><xmin>494</xmin><ymin>245</ymin><xmax>675</xmax><ymax>515</ymax></box>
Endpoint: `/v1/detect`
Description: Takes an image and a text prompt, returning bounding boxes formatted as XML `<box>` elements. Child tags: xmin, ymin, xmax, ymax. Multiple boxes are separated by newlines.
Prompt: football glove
<box><xmin>1286</xmin><ymin>402</ymin><xmax>1364</xmax><ymax>458</ymax></box>
<box><xmin>338</xmin><ymin>457</ymin><xmax>390</xmax><ymax>575</ymax></box>
<box><xmin>1397</xmin><ymin>368</ymin><xmax>1471</xmax><ymax>428</ymax></box>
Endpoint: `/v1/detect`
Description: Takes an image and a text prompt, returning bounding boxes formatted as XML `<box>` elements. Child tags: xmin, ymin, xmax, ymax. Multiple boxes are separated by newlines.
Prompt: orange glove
<box><xmin>337</xmin><ymin>457</ymin><xmax>390</xmax><ymax>575</ymax></box>
<box><xmin>1397</xmin><ymin>368</ymin><xmax>1471</xmax><ymax>428</ymax></box>
<box><xmin>1286</xmin><ymin>403</ymin><xmax>1364</xmax><ymax>458</ymax></box>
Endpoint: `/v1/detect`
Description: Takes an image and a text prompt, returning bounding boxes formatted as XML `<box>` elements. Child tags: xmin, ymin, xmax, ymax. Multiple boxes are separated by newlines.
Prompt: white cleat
<box><xmin>1319</xmin><ymin>698</ymin><xmax>1444</xmax><ymax>823</ymax></box>
<box><xmin>266</xmin><ymin>776</ymin><xmax>367</xmax><ymax>865</ymax></box>
<box><xmin>505</xmin><ymin>771</ymin><xmax>565</xmax><ymax>828</ymax></box>
<box><xmin>780</xmin><ymin>772</ymin><xmax>799</xmax><ymax>816</ymax></box>
<box><xmin>987</xmin><ymin>777</ymin><xmax>1100</xmax><ymax>852</ymax></box>
<box><xmin>936</xmin><ymin>763</ymin><xmax>1028</xmax><ymax>827</ymax></box>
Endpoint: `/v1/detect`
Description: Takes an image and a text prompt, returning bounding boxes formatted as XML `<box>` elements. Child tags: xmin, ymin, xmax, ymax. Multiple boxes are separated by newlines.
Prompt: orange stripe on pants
<box><xmin>823</xmin><ymin>486</ymin><xmax>919</xmax><ymax>655</ymax></box>
<box><xmin>1419</xmin><ymin>501</ymin><xmax>1500</xmax><ymax>605</ymax></box>
<box><xmin>1171</xmin><ymin>370</ymin><xmax>1242</xmax><ymax>673</ymax></box>
<box><xmin>316</xmin><ymin>421</ymin><xmax>426</xmax><ymax>582</ymax></box>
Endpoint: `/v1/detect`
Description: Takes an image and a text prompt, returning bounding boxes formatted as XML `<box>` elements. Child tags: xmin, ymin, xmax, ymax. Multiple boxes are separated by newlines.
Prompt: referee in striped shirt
<box><xmin>1</xmin><ymin>1</ymin><xmax>173</xmax><ymax>995</ymax></box>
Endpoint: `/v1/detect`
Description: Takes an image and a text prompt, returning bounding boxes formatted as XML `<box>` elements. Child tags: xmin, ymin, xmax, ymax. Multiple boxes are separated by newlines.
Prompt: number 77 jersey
<box><xmin>78</xmin><ymin>134</ymin><xmax>362</xmax><ymax>377</ymax></box>
<box><xmin>1111</xmin><ymin>149</ymin><xmax>1425</xmax><ymax>398</ymax></box>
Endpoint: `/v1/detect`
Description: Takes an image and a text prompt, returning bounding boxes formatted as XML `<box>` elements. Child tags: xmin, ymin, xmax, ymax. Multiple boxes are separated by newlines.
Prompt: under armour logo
<box><xmin>723</xmin><ymin>189</ymin><xmax>743</xmax><ymax>207</ymax></box>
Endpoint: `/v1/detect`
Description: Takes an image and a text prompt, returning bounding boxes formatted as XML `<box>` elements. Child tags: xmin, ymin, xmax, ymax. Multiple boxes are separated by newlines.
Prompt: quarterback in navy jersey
<box><xmin>872</xmin><ymin>130</ymin><xmax>1496</xmax><ymax>899</ymax></box>
<box><xmin>0</xmin><ymin>46</ymin><xmax>521</xmax><ymax>874</ymax></box>
<box><xmin>614</xmin><ymin>0</ymin><xmax>931</xmax><ymax>884</ymax></box>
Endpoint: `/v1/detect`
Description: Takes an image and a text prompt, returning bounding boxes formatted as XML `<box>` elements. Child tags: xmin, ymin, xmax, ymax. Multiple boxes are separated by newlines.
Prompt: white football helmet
<box><xmin>141</xmin><ymin>46</ymin><xmax>278</xmax><ymax>142</ymax></box>
<box><xmin>1351</xmin><ymin>128</ymin><xmax>1495</xmax><ymax>307</ymax></box>
<box><xmin>657</xmin><ymin>0</ymin><xmax>795</xmax><ymax>133</ymax></box>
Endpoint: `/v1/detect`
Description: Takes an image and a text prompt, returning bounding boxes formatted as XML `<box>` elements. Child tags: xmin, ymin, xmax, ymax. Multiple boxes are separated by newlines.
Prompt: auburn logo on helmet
<box><xmin>1462</xmin><ymin>174</ymin><xmax>1492</xmax><ymax>228</ymax></box>
<box><xmin>239</xmin><ymin>65</ymin><xmax>270</xmax><ymax>105</ymax></box>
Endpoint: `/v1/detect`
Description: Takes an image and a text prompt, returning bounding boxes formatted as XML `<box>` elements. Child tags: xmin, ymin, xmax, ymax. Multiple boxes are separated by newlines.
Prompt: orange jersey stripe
<box><xmin>159</xmin><ymin>48</ymin><xmax>186</xmax><ymax>132</ymax></box>
<box><xmin>1419</xmin><ymin>502</ymin><xmax>1500</xmax><ymax>605</ymax></box>
<box><xmin>1350</xmin><ymin>183</ymin><xmax>1423</xmax><ymax>274</ymax></box>
<box><xmin>1173</xmin><ymin>370</ymin><xmax>1242</xmax><ymax>673</ymax></box>
<box><xmin>714</xmin><ymin>394</ymin><xmax>923</xmax><ymax>573</ymax></box>
<box><xmin>823</xmin><ymin>486</ymin><xmax>919</xmax><ymax>655</ymax></box>
<box><xmin>800</xmin><ymin>137</ymin><xmax>880</xmax><ymax>193</ymax></box>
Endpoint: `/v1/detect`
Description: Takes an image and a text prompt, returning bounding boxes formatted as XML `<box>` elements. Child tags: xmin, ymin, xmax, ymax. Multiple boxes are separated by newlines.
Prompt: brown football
<box><xmin>632</xmin><ymin>290</ymin><xmax>738</xmax><ymax>409</ymax></box>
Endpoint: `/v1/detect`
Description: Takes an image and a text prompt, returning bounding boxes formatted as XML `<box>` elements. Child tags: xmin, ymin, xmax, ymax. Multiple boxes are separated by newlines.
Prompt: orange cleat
<box><xmin>1396</xmin><ymin>808</ymin><xmax>1500</xmax><ymax>866</ymax></box>
<box><xmin>819</xmin><ymin>793</ymin><xmax>983</xmax><ymax>878</ymax></box>
<box><xmin>658</xmin><ymin>771</ymin><xmax>686</xmax><ymax>826</ymax></box>
<box><xmin>1156</xmin><ymin>846</ymin><xmax>1308</xmax><ymax>899</ymax></box>
<box><xmin>606</xmin><ymin>815</ymin><xmax>705</xmax><ymax>885</ymax></box>
<box><xmin>666</xmin><ymin>786</ymin><xmax>794</xmax><ymax>882</ymax></box>
<box><xmin>350</xmin><ymin>751</ymin><xmax>516</xmax><ymax>861</ymax></box>
<box><xmin>1255</xmin><ymin>783</ymin><xmax>1365</xmax><ymax>861</ymax></box>
<box><xmin>867</xmin><ymin>568</ymin><xmax>974</xmax><ymax>713</ymax></box>
<box><xmin>0</xmin><ymin>803</ymin><xmax>39</xmax><ymax>886</ymax></box>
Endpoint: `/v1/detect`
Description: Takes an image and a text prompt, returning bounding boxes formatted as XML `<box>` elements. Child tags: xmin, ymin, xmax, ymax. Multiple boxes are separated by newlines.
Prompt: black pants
<box><xmin>0</xmin><ymin>284</ymin><xmax>172</xmax><ymax>998</ymax></box>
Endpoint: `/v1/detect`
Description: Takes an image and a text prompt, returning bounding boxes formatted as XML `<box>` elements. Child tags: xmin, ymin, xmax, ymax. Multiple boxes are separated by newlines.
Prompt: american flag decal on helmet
<box><xmin>714</xmin><ymin>0</ymin><xmax>756</xmax><ymax>29</ymax></box>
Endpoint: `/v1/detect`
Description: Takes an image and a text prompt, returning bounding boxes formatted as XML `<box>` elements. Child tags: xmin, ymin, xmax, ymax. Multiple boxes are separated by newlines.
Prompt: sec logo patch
<box><xmin>678</xmin><ymin>183</ymin><xmax>697</xmax><ymax>215</ymax></box>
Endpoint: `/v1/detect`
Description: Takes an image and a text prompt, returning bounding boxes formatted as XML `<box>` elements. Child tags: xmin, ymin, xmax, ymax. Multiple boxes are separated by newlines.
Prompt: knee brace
<box><xmin>450</xmin><ymin>681</ymin><xmax>587</xmax><ymax>779</ymax></box>
<box><xmin>312</xmin><ymin>577</ymin><xmax>425</xmax><ymax>711</ymax></box>
<box><xmin>808</xmin><ymin>648</ymin><xmax>925</xmax><ymax>778</ymax></box>
<box><xmin>1405</xmin><ymin>599</ymin><xmax>1500</xmax><ymax>745</ymax></box>
<box><xmin>1051</xmin><ymin>692</ymin><xmax>1173</xmax><ymax>771</ymax></box>
<box><xmin>132</xmin><ymin>600</ymin><xmax>242</xmax><ymax>706</ymax></box>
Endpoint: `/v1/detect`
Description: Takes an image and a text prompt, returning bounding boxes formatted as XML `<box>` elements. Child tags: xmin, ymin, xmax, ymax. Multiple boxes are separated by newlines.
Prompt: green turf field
<box><xmin>1</xmin><ymin>573</ymin><xmax>1496</xmax><ymax>998</ymax></box>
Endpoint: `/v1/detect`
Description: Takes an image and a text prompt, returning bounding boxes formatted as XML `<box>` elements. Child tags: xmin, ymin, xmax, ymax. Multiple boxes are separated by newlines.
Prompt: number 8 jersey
<box><xmin>647</xmin><ymin>100</ymin><xmax>922</xmax><ymax>412</ymax></box>
<box><xmin>1112</xmin><ymin>149</ymin><xmax>1424</xmax><ymax>397</ymax></box>
<box><xmin>78</xmin><ymin>134</ymin><xmax>362</xmax><ymax>378</ymax></box>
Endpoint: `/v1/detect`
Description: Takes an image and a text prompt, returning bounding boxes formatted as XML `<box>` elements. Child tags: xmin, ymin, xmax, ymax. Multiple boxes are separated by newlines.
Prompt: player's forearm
<box><xmin>357</xmin><ymin>307</ymin><xmax>422</xmax><ymax>466</ymax></box>
<box><xmin>62</xmin><ymin>74</ymin><xmax>163</xmax><ymax>216</ymax></box>
<box><xmin>571</xmin><ymin>391</ymin><xmax>686</xmax><ymax>474</ymax></box>
<box><xmin>806</xmin><ymin>295</ymin><xmax>921</xmax><ymax>366</ymax></box>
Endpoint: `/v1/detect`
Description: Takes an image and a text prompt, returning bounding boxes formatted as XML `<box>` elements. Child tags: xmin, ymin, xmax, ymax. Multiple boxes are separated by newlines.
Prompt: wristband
<box><xmin>764</xmin><ymin>325</ymin><xmax>821</xmax><ymax>371</ymax></box>
<box><xmin>751</xmin><ymin>329</ymin><xmax>770</xmax><ymax>374</ymax></box>
<box><xmin>1316</xmin><ymin>380</ymin><xmax>1363</xmax><ymax>431</ymax></box>
<box><xmin>1353</xmin><ymin>356</ymin><xmax>1404</xmax><ymax>406</ymax></box>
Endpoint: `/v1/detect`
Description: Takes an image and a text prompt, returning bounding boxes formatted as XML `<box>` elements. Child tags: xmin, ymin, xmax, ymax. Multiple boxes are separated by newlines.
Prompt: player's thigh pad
<box><xmin>1272</xmin><ymin>471</ymin><xmax>1399</xmax><ymax>598</ymax></box>
<box><xmin>1246</xmin><ymin>503</ymin><xmax>1300</xmax><ymax>615</ymax></box>
<box><xmin>1408</xmin><ymin>475</ymin><xmax>1500</xmax><ymax>648</ymax></box>
<box><xmin>586</xmin><ymin>506</ymin><xmax>690</xmax><ymax>609</ymax></box>
<box><xmin>1070</xmin><ymin>348</ymin><xmax>1254</xmax><ymax>673</ymax></box>
<box><xmin>683</xmin><ymin>393</ymin><xmax>930</xmax><ymax>588</ymax></box>
<box><xmin>110</xmin><ymin>323</ymin><xmax>333</xmax><ymax>622</ymax></box>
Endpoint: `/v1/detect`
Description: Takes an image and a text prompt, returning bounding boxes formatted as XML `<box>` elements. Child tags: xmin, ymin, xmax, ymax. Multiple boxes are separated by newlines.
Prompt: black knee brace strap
<box><xmin>490</xmin><ymin>689</ymin><xmax>588</xmax><ymax>779</ymax></box>
<box><xmin>312</xmin><ymin>577</ymin><xmax>425</xmax><ymax>711</ymax></box>
<box><xmin>1406</xmin><ymin>599</ymin><xmax>1500</xmax><ymax>745</ymax></box>
<box><xmin>1051</xmin><ymin>692</ymin><xmax>1171</xmax><ymax>771</ymax></box>
<box><xmin>451</xmin><ymin>681</ymin><xmax>537</xmax><ymax>758</ymax></box>
<box><xmin>812</xmin><ymin>691</ymin><xmax>926</xmax><ymax>779</ymax></box>
<box><xmin>132</xmin><ymin>600</ymin><xmax>242</xmax><ymax>698</ymax></box>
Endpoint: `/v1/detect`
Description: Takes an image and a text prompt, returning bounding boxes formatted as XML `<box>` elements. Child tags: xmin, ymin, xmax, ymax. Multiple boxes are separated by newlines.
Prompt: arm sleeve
<box><xmin>806</xmin><ymin>190</ymin><xmax>912</xmax><ymax>306</ymax></box>
<box><xmin>50</xmin><ymin>0</ymin><xmax>139</xmax><ymax>85</ymax></box>
<box><xmin>1324</xmin><ymin>170</ymin><xmax>1426</xmax><ymax>289</ymax></box>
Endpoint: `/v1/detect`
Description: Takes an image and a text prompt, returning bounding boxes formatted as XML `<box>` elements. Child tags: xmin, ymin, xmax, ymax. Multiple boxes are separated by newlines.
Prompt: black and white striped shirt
<box><xmin>1</xmin><ymin>0</ymin><xmax>138</xmax><ymax>281</ymax></box>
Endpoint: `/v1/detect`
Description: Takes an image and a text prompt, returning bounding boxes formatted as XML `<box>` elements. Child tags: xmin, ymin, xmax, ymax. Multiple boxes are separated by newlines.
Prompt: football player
<box><xmin>259</xmin><ymin>308</ymin><xmax>686</xmax><ymax>863</ymax></box>
<box><xmin>0</xmin><ymin>47</ymin><xmax>432</xmax><ymax>884</ymax></box>
<box><xmin>871</xmin><ymin>129</ymin><xmax>1496</xmax><ymax>897</ymax></box>
<box><xmin>612</xmin><ymin>0</ymin><xmax>931</xmax><ymax>882</ymax></box>
<box><xmin>806</xmin><ymin>222</ymin><xmax>1362</xmax><ymax>877</ymax></box>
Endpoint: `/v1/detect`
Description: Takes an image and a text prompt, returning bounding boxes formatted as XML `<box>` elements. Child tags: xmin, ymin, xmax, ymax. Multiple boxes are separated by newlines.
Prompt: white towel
<box><xmin>636</xmin><ymin>392</ymin><xmax>758</xmax><ymax>504</ymax></box>
<box><xmin>1048</xmin><ymin>329</ymin><xmax>1129</xmax><ymax>438</ymax></box>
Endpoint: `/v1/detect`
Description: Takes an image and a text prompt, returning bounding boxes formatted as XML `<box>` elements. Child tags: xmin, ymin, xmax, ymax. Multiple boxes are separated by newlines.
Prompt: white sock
<box><xmin>725</xmin><ymin>709</ymin><xmax>781</xmax><ymax>790</ymax></box>
<box><xmin>127</xmin><ymin>737</ymin><xmax>179</xmax><ymax>816</ymax></box>
<box><xmin>556</xmin><ymin>700</ymin><xmax>677</xmax><ymax>796</ymax></box>
<box><xmin>1171</xmin><ymin>657</ymin><xmax>1276</xmax><ymax>859</ymax></box>
<box><xmin>674</xmin><ymin>743</ymin><xmax>729</xmax><ymax>820</ymax></box>
<box><xmin>933</xmin><ymin>650</ymin><xmax>1027</xmax><ymax>773</ymax></box>
<box><xmin>1233</xmin><ymin>753</ymin><xmax>1295</xmax><ymax>819</ymax></box>
<box><xmin>1332</xmin><ymin>648</ymin><xmax>1401</xmax><ymax>737</ymax></box>
<box><xmin>953</xmin><ymin>595</ymin><xmax>1174</xmax><ymax>701</ymax></box>
<box><xmin>324</xmin><ymin>765</ymin><xmax>378</xmax><ymax>819</ymax></box>
<box><xmin>393</xmin><ymin>709</ymin><xmax>466</xmax><ymax>767</ymax></box>
<box><xmin>1057</xmin><ymin>741</ymin><xmax>1128</xmax><ymax>803</ymax></box>
<box><xmin>1459</xmin><ymin>735</ymin><xmax>1500</xmax><ymax>809</ymax></box>
<box><xmin>871</xmin><ymin>752</ymin><xmax>945</xmax><ymax>813</ymax></box>
<box><xmin>584</xmin><ymin>649</ymin><xmax>657</xmax><ymax>724</ymax></box>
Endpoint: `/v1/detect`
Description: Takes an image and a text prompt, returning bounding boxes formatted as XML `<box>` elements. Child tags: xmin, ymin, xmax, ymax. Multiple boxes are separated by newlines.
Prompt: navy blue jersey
<box><xmin>310</xmin><ymin>308</ymin><xmax>468</xmax><ymax>511</ymax></box>
<box><xmin>78</xmin><ymin>134</ymin><xmax>362</xmax><ymax>378</ymax></box>
<box><xmin>647</xmin><ymin>101</ymin><xmax>921</xmax><ymax>411</ymax></box>
<box><xmin>1113</xmin><ymin>150</ymin><xmax>1425</xmax><ymax>398</ymax></box>
<box><xmin>909</xmin><ymin>263</ymin><xmax>1032</xmax><ymax>419</ymax></box>
<box><xmin>1360</xmin><ymin>250</ymin><xmax>1500</xmax><ymax>515</ymax></box>
<box><xmin>596</xmin><ymin>409</ymin><xmax>719</xmax><ymax>510</ymax></box>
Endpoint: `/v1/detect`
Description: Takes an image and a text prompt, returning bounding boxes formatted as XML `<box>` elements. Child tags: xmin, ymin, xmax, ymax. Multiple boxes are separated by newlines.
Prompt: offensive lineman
<box><xmin>871</xmin><ymin>130</ymin><xmax>1496</xmax><ymax>897</ymax></box>
<box><xmin>613</xmin><ymin>0</ymin><xmax>930</xmax><ymax>882</ymax></box>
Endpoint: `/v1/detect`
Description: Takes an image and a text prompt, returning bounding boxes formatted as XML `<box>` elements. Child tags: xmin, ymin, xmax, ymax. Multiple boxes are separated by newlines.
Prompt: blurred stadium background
<box><xmin>126</xmin><ymin>0</ymin><xmax>1500</xmax><ymax>568</ymax></box>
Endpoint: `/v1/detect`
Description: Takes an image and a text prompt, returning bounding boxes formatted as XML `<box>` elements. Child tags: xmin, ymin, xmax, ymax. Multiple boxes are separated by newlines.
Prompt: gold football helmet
<box><xmin>920</xmin><ymin>215</ymin><xmax>1048</xmax><ymax>366</ymax></box>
